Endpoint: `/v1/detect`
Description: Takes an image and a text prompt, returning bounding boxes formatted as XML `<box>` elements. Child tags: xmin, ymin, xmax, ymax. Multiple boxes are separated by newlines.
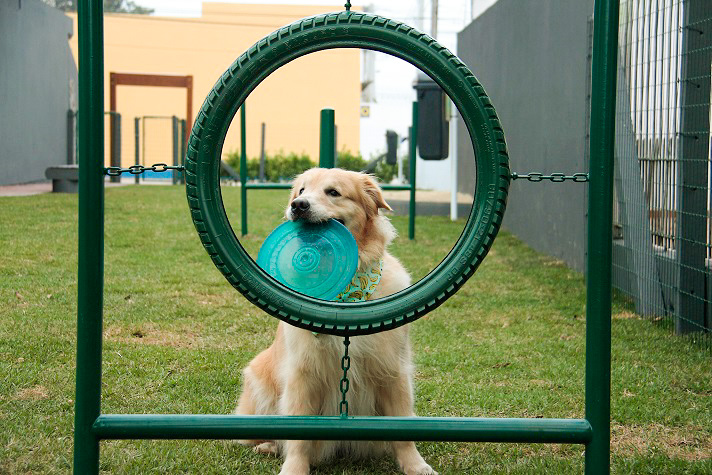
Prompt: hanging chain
<box><xmin>510</xmin><ymin>172</ymin><xmax>589</xmax><ymax>183</ymax></box>
<box><xmin>104</xmin><ymin>163</ymin><xmax>185</xmax><ymax>176</ymax></box>
<box><xmin>344</xmin><ymin>0</ymin><xmax>351</xmax><ymax>12</ymax></box>
<box><xmin>339</xmin><ymin>336</ymin><xmax>351</xmax><ymax>418</ymax></box>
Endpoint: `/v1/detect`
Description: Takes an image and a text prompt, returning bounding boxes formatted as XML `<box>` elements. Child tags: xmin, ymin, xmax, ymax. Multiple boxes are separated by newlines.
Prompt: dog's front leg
<box><xmin>378</xmin><ymin>375</ymin><xmax>438</xmax><ymax>475</ymax></box>
<box><xmin>278</xmin><ymin>372</ymin><xmax>322</xmax><ymax>475</ymax></box>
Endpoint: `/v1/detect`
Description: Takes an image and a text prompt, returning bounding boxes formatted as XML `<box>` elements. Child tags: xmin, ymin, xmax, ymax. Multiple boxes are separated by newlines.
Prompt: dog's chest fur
<box><xmin>280</xmin><ymin>325</ymin><xmax>413</xmax><ymax>418</ymax></box>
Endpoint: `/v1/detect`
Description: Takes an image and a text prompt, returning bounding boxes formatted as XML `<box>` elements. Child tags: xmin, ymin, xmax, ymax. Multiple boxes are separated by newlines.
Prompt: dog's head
<box><xmin>286</xmin><ymin>168</ymin><xmax>396</xmax><ymax>268</ymax></box>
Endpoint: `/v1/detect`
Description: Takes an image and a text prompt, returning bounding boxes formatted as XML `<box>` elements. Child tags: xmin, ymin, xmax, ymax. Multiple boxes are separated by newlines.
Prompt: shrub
<box><xmin>336</xmin><ymin>149</ymin><xmax>367</xmax><ymax>172</ymax></box>
<box><xmin>223</xmin><ymin>150</ymin><xmax>313</xmax><ymax>182</ymax></box>
<box><xmin>222</xmin><ymin>149</ymin><xmax>410</xmax><ymax>184</ymax></box>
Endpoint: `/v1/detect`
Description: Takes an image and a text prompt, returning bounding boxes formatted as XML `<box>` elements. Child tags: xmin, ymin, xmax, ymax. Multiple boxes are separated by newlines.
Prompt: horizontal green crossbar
<box><xmin>243</xmin><ymin>183</ymin><xmax>414</xmax><ymax>191</ymax></box>
<box><xmin>92</xmin><ymin>415</ymin><xmax>592</xmax><ymax>444</ymax></box>
<box><xmin>244</xmin><ymin>183</ymin><xmax>292</xmax><ymax>189</ymax></box>
<box><xmin>380</xmin><ymin>184</ymin><xmax>413</xmax><ymax>191</ymax></box>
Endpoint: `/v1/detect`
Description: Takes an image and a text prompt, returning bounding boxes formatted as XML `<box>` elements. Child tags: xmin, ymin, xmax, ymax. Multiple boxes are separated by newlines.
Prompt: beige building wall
<box><xmin>67</xmin><ymin>2</ymin><xmax>360</xmax><ymax>167</ymax></box>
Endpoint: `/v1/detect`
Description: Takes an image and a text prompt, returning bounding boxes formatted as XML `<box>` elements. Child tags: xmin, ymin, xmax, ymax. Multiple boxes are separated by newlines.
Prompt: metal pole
<box><xmin>109</xmin><ymin>78</ymin><xmax>119</xmax><ymax>183</ymax></box>
<box><xmin>431</xmin><ymin>0</ymin><xmax>438</xmax><ymax>38</ymax></box>
<box><xmin>172</xmin><ymin>116</ymin><xmax>179</xmax><ymax>185</ymax></box>
<box><xmin>180</xmin><ymin>119</ymin><xmax>186</xmax><ymax>185</ymax></box>
<box><xmin>74</xmin><ymin>0</ymin><xmax>104</xmax><ymax>472</ymax></box>
<box><xmin>259</xmin><ymin>122</ymin><xmax>266</xmax><ymax>182</ymax></box>
<box><xmin>449</xmin><ymin>104</ymin><xmax>458</xmax><ymax>221</ymax></box>
<box><xmin>240</xmin><ymin>104</ymin><xmax>248</xmax><ymax>236</ymax></box>
<box><xmin>585</xmin><ymin>0</ymin><xmax>619</xmax><ymax>473</ymax></box>
<box><xmin>409</xmin><ymin>101</ymin><xmax>418</xmax><ymax>240</ymax></box>
<box><xmin>134</xmin><ymin>117</ymin><xmax>140</xmax><ymax>185</ymax></box>
<box><xmin>67</xmin><ymin>109</ymin><xmax>76</xmax><ymax>165</ymax></box>
<box><xmin>319</xmin><ymin>109</ymin><xmax>336</xmax><ymax>168</ymax></box>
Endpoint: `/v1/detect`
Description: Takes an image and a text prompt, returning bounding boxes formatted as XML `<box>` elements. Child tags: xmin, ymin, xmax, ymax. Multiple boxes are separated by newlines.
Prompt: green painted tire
<box><xmin>186</xmin><ymin>11</ymin><xmax>510</xmax><ymax>336</ymax></box>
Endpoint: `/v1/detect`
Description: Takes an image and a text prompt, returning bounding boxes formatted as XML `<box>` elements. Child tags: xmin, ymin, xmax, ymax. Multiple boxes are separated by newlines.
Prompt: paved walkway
<box><xmin>0</xmin><ymin>180</ymin><xmax>134</xmax><ymax>197</ymax></box>
<box><xmin>0</xmin><ymin>182</ymin><xmax>53</xmax><ymax>197</ymax></box>
<box><xmin>382</xmin><ymin>189</ymin><xmax>473</xmax><ymax>204</ymax></box>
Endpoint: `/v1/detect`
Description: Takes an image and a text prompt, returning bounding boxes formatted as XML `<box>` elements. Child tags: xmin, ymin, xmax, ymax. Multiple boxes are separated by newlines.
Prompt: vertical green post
<box><xmin>172</xmin><ymin>116</ymin><xmax>179</xmax><ymax>185</ymax></box>
<box><xmin>319</xmin><ymin>108</ymin><xmax>335</xmax><ymax>168</ymax></box>
<box><xmin>73</xmin><ymin>0</ymin><xmax>104</xmax><ymax>473</ymax></box>
<box><xmin>134</xmin><ymin>117</ymin><xmax>140</xmax><ymax>185</ymax></box>
<box><xmin>409</xmin><ymin>101</ymin><xmax>418</xmax><ymax>240</ymax></box>
<box><xmin>585</xmin><ymin>0</ymin><xmax>619</xmax><ymax>474</ymax></box>
<box><xmin>180</xmin><ymin>119</ymin><xmax>186</xmax><ymax>185</ymax></box>
<box><xmin>240</xmin><ymin>104</ymin><xmax>248</xmax><ymax>236</ymax></box>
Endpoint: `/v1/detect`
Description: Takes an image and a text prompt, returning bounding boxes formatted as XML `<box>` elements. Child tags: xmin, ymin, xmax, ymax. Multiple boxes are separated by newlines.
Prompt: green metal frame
<box><xmin>73</xmin><ymin>1</ymin><xmax>617</xmax><ymax>474</ymax></box>
<box><xmin>238</xmin><ymin>106</ymin><xmax>418</xmax><ymax>240</ymax></box>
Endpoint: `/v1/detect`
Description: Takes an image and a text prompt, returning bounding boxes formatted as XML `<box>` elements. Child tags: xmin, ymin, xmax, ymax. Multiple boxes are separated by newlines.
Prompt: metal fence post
<box><xmin>319</xmin><ymin>109</ymin><xmax>335</xmax><ymax>169</ymax></box>
<box><xmin>585</xmin><ymin>0</ymin><xmax>619</xmax><ymax>473</ymax></box>
<box><xmin>134</xmin><ymin>117</ymin><xmax>140</xmax><ymax>185</ymax></box>
<box><xmin>259</xmin><ymin>122</ymin><xmax>266</xmax><ymax>182</ymax></box>
<box><xmin>67</xmin><ymin>109</ymin><xmax>77</xmax><ymax>165</ymax></box>
<box><xmin>409</xmin><ymin>102</ymin><xmax>418</xmax><ymax>240</ymax></box>
<box><xmin>240</xmin><ymin>104</ymin><xmax>248</xmax><ymax>236</ymax></box>
<box><xmin>73</xmin><ymin>0</ymin><xmax>105</xmax><ymax>472</ymax></box>
<box><xmin>676</xmin><ymin>1</ymin><xmax>712</xmax><ymax>334</ymax></box>
<box><xmin>180</xmin><ymin>119</ymin><xmax>186</xmax><ymax>185</ymax></box>
<box><xmin>172</xmin><ymin>116</ymin><xmax>179</xmax><ymax>185</ymax></box>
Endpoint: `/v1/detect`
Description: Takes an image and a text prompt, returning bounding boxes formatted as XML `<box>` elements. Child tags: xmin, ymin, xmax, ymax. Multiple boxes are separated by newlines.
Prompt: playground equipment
<box><xmin>134</xmin><ymin>115</ymin><xmax>186</xmax><ymax>185</ymax></box>
<box><xmin>236</xmin><ymin>106</ymin><xmax>418</xmax><ymax>239</ymax></box>
<box><xmin>74</xmin><ymin>1</ymin><xmax>618</xmax><ymax>474</ymax></box>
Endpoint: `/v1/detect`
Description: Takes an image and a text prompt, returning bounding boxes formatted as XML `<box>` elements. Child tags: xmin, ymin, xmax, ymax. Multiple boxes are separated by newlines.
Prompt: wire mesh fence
<box><xmin>614</xmin><ymin>0</ymin><xmax>711</xmax><ymax>351</ymax></box>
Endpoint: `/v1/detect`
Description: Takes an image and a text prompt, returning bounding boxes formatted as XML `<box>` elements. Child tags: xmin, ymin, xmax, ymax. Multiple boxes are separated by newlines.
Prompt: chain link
<box><xmin>104</xmin><ymin>163</ymin><xmax>185</xmax><ymax>176</ymax></box>
<box><xmin>339</xmin><ymin>336</ymin><xmax>351</xmax><ymax>418</ymax></box>
<box><xmin>511</xmin><ymin>172</ymin><xmax>589</xmax><ymax>183</ymax></box>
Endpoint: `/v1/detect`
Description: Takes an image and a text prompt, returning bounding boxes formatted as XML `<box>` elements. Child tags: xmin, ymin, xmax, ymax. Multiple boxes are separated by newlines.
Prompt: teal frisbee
<box><xmin>257</xmin><ymin>219</ymin><xmax>359</xmax><ymax>300</ymax></box>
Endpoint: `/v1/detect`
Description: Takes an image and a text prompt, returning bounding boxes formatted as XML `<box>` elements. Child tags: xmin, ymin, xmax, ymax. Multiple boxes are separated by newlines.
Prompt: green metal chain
<box><xmin>104</xmin><ymin>163</ymin><xmax>184</xmax><ymax>176</ymax></box>
<box><xmin>344</xmin><ymin>1</ymin><xmax>351</xmax><ymax>12</ymax></box>
<box><xmin>511</xmin><ymin>172</ymin><xmax>589</xmax><ymax>183</ymax></box>
<box><xmin>339</xmin><ymin>336</ymin><xmax>351</xmax><ymax>418</ymax></box>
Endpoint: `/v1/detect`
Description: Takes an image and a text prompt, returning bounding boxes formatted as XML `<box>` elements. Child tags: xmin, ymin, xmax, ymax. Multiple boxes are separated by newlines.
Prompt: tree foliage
<box><xmin>44</xmin><ymin>0</ymin><xmax>154</xmax><ymax>14</ymax></box>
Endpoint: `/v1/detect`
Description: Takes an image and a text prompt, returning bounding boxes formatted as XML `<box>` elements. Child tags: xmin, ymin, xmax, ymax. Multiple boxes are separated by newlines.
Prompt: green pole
<box><xmin>585</xmin><ymin>0</ymin><xmax>618</xmax><ymax>474</ymax></box>
<box><xmin>240</xmin><ymin>104</ymin><xmax>248</xmax><ymax>236</ymax></box>
<box><xmin>172</xmin><ymin>116</ymin><xmax>179</xmax><ymax>185</ymax></box>
<box><xmin>180</xmin><ymin>119</ymin><xmax>186</xmax><ymax>185</ymax></box>
<box><xmin>73</xmin><ymin>0</ymin><xmax>104</xmax><ymax>473</ymax></box>
<box><xmin>319</xmin><ymin>108</ymin><xmax>335</xmax><ymax>168</ymax></box>
<box><xmin>134</xmin><ymin>117</ymin><xmax>140</xmax><ymax>185</ymax></box>
<box><xmin>409</xmin><ymin>101</ymin><xmax>418</xmax><ymax>240</ymax></box>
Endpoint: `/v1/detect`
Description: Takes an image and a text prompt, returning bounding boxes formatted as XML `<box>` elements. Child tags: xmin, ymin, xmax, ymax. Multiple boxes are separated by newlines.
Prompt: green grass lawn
<box><xmin>0</xmin><ymin>185</ymin><xmax>710</xmax><ymax>474</ymax></box>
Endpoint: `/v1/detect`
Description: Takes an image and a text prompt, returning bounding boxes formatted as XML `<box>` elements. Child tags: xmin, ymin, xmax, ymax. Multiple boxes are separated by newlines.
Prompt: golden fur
<box><xmin>235</xmin><ymin>169</ymin><xmax>436</xmax><ymax>475</ymax></box>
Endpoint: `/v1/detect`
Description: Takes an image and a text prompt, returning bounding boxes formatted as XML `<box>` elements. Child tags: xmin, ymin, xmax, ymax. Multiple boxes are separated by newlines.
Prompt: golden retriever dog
<box><xmin>235</xmin><ymin>168</ymin><xmax>436</xmax><ymax>475</ymax></box>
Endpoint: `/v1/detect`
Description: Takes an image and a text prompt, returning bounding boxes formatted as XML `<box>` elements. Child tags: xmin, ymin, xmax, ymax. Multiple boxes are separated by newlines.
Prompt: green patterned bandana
<box><xmin>333</xmin><ymin>259</ymin><xmax>383</xmax><ymax>303</ymax></box>
<box><xmin>312</xmin><ymin>260</ymin><xmax>383</xmax><ymax>336</ymax></box>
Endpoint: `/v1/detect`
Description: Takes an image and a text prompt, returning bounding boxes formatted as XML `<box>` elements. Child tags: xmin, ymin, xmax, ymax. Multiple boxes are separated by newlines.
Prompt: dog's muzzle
<box><xmin>290</xmin><ymin>198</ymin><xmax>311</xmax><ymax>219</ymax></box>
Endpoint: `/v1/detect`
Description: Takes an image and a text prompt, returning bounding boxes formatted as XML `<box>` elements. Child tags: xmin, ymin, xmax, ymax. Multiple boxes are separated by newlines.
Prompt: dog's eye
<box><xmin>299</xmin><ymin>188</ymin><xmax>304</xmax><ymax>195</ymax></box>
<box><xmin>326</xmin><ymin>188</ymin><xmax>340</xmax><ymax>197</ymax></box>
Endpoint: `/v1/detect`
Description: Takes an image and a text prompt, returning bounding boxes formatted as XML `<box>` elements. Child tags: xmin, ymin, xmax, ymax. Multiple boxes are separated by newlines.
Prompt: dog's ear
<box><xmin>362</xmin><ymin>174</ymin><xmax>393</xmax><ymax>214</ymax></box>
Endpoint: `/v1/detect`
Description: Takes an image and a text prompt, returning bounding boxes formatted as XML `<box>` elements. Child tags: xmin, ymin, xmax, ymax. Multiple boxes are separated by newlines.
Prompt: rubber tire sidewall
<box><xmin>186</xmin><ymin>11</ymin><xmax>510</xmax><ymax>336</ymax></box>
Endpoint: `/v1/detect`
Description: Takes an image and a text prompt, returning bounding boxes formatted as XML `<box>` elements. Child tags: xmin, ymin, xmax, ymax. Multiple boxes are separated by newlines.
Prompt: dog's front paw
<box><xmin>254</xmin><ymin>441</ymin><xmax>278</xmax><ymax>456</ymax></box>
<box><xmin>278</xmin><ymin>459</ymin><xmax>310</xmax><ymax>475</ymax></box>
<box><xmin>403</xmin><ymin>463</ymin><xmax>438</xmax><ymax>475</ymax></box>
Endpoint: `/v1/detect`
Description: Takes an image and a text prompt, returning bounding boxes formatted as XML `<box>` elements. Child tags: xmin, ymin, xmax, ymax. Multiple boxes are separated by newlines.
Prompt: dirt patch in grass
<box><xmin>104</xmin><ymin>323</ymin><xmax>205</xmax><ymax>349</ymax></box>
<box><xmin>13</xmin><ymin>385</ymin><xmax>49</xmax><ymax>401</ymax></box>
<box><xmin>612</xmin><ymin>423</ymin><xmax>712</xmax><ymax>461</ymax></box>
<box><xmin>613</xmin><ymin>311</ymin><xmax>640</xmax><ymax>320</ymax></box>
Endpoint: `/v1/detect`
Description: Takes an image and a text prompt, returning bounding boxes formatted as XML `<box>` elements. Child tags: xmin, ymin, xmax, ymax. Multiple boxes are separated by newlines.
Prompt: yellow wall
<box><xmin>67</xmin><ymin>2</ymin><xmax>360</xmax><ymax>167</ymax></box>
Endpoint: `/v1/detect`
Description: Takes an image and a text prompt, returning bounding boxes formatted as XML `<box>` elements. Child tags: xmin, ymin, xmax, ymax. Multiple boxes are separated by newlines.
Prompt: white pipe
<box><xmin>450</xmin><ymin>105</ymin><xmax>458</xmax><ymax>221</ymax></box>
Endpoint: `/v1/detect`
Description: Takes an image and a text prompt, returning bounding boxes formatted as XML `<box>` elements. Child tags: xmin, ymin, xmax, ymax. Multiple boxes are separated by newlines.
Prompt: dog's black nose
<box><xmin>291</xmin><ymin>198</ymin><xmax>310</xmax><ymax>212</ymax></box>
